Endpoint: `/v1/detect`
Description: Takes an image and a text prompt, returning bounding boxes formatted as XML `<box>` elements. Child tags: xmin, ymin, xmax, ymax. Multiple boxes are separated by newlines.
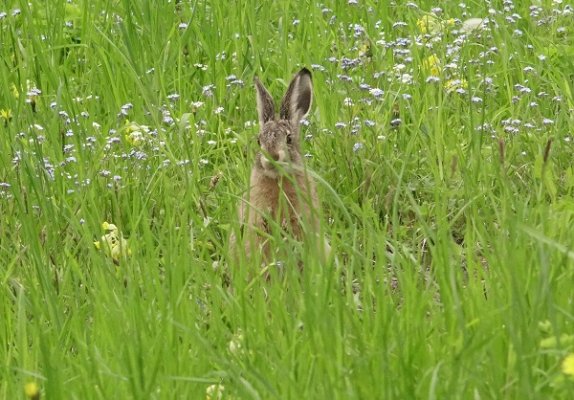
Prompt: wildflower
<box><xmin>10</xmin><ymin>83</ymin><xmax>20</xmax><ymax>99</ymax></box>
<box><xmin>400</xmin><ymin>74</ymin><xmax>413</xmax><ymax>84</ymax></box>
<box><xmin>228</xmin><ymin>329</ymin><xmax>244</xmax><ymax>355</ymax></box>
<box><xmin>562</xmin><ymin>354</ymin><xmax>574</xmax><ymax>378</ymax></box>
<box><xmin>416</xmin><ymin>15</ymin><xmax>441</xmax><ymax>34</ymax></box>
<box><xmin>167</xmin><ymin>93</ymin><xmax>180</xmax><ymax>102</ymax></box>
<box><xmin>123</xmin><ymin>121</ymin><xmax>150</xmax><ymax>147</ymax></box>
<box><xmin>369</xmin><ymin>88</ymin><xmax>384</xmax><ymax>98</ymax></box>
<box><xmin>26</xmin><ymin>83</ymin><xmax>42</xmax><ymax>112</ymax></box>
<box><xmin>310</xmin><ymin>64</ymin><xmax>326</xmax><ymax>72</ymax></box>
<box><xmin>193</xmin><ymin>63</ymin><xmax>208</xmax><ymax>71</ymax></box>
<box><xmin>118</xmin><ymin>103</ymin><xmax>133</xmax><ymax>117</ymax></box>
<box><xmin>191</xmin><ymin>101</ymin><xmax>204</xmax><ymax>112</ymax></box>
<box><xmin>358</xmin><ymin>40</ymin><xmax>372</xmax><ymax>58</ymax></box>
<box><xmin>542</xmin><ymin>118</ymin><xmax>554</xmax><ymax>126</ymax></box>
<box><xmin>162</xmin><ymin>110</ymin><xmax>174</xmax><ymax>125</ymax></box>
<box><xmin>202</xmin><ymin>84</ymin><xmax>215</xmax><ymax>97</ymax></box>
<box><xmin>1</xmin><ymin>109</ymin><xmax>12</xmax><ymax>126</ymax></box>
<box><xmin>422</xmin><ymin>54</ymin><xmax>441</xmax><ymax>76</ymax></box>
<box><xmin>444</xmin><ymin>78</ymin><xmax>468</xmax><ymax>93</ymax></box>
<box><xmin>24</xmin><ymin>382</ymin><xmax>40</xmax><ymax>400</ymax></box>
<box><xmin>205</xmin><ymin>384</ymin><xmax>225</xmax><ymax>400</ymax></box>
<box><xmin>540</xmin><ymin>333</ymin><xmax>574</xmax><ymax>348</ymax></box>
<box><xmin>94</xmin><ymin>221</ymin><xmax>131</xmax><ymax>263</ymax></box>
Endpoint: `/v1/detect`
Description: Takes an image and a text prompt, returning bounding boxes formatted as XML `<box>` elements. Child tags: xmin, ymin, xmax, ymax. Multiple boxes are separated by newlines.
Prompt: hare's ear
<box><xmin>255</xmin><ymin>77</ymin><xmax>275</xmax><ymax>125</ymax></box>
<box><xmin>279</xmin><ymin>68</ymin><xmax>313</xmax><ymax>125</ymax></box>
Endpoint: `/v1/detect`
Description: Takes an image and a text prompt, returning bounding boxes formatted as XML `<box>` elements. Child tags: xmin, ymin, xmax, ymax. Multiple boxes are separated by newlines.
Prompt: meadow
<box><xmin>1</xmin><ymin>0</ymin><xmax>574</xmax><ymax>398</ymax></box>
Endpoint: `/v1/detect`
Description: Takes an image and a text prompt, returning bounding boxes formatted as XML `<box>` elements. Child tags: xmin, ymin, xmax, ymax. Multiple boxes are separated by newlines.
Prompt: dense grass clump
<box><xmin>1</xmin><ymin>1</ymin><xmax>574</xmax><ymax>398</ymax></box>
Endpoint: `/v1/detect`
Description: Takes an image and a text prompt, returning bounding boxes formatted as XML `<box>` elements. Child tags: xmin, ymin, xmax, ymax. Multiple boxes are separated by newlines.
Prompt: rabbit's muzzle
<box><xmin>259</xmin><ymin>147</ymin><xmax>290</xmax><ymax>178</ymax></box>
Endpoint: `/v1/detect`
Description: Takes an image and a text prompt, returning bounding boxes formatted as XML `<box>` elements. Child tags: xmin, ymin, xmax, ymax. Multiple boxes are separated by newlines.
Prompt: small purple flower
<box><xmin>353</xmin><ymin>142</ymin><xmax>364</xmax><ymax>152</ymax></box>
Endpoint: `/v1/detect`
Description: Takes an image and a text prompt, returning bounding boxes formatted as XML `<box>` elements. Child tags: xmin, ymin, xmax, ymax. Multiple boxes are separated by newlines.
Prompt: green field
<box><xmin>2</xmin><ymin>1</ymin><xmax>574</xmax><ymax>398</ymax></box>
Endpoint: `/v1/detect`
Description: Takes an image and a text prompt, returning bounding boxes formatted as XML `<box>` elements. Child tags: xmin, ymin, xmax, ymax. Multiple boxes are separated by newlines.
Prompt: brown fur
<box><xmin>229</xmin><ymin>68</ymin><xmax>329</xmax><ymax>265</ymax></box>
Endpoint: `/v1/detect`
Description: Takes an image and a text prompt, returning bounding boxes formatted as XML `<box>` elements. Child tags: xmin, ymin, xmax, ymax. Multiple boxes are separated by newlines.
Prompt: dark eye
<box><xmin>286</xmin><ymin>135</ymin><xmax>292</xmax><ymax>145</ymax></box>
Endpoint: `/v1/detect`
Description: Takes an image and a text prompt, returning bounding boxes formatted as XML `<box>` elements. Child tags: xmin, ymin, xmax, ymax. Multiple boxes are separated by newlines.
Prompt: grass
<box><xmin>1</xmin><ymin>0</ymin><xmax>574</xmax><ymax>398</ymax></box>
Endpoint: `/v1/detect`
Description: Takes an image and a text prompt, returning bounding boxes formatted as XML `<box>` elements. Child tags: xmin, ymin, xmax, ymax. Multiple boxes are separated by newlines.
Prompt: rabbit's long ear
<box><xmin>255</xmin><ymin>77</ymin><xmax>275</xmax><ymax>125</ymax></box>
<box><xmin>279</xmin><ymin>68</ymin><xmax>313</xmax><ymax>124</ymax></box>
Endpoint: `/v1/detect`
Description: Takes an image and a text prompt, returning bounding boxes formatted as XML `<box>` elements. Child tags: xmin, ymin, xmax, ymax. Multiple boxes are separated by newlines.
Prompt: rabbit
<box><xmin>230</xmin><ymin>68</ymin><xmax>331</xmax><ymax>266</ymax></box>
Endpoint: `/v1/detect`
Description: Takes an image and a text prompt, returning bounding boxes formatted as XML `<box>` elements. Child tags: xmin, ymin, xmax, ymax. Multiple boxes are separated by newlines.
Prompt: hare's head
<box><xmin>254</xmin><ymin>68</ymin><xmax>313</xmax><ymax>179</ymax></box>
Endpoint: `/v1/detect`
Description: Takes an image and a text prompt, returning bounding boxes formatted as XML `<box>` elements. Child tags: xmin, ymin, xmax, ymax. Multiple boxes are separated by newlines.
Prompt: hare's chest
<box><xmin>250</xmin><ymin>178</ymin><xmax>302</xmax><ymax>222</ymax></box>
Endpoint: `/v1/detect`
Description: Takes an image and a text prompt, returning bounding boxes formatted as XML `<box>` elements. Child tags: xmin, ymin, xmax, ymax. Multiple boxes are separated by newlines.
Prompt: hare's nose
<box><xmin>274</xmin><ymin>150</ymin><xmax>286</xmax><ymax>162</ymax></box>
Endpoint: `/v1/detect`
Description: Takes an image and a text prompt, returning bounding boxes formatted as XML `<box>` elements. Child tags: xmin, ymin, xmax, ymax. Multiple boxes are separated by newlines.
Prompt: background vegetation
<box><xmin>1</xmin><ymin>0</ymin><xmax>574</xmax><ymax>398</ymax></box>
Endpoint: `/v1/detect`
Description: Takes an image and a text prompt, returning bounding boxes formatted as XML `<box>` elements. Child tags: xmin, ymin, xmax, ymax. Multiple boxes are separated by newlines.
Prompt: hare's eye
<box><xmin>286</xmin><ymin>134</ymin><xmax>292</xmax><ymax>145</ymax></box>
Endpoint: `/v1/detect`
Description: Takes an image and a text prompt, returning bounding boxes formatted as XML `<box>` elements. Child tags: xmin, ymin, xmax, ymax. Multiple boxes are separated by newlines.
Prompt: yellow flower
<box><xmin>11</xmin><ymin>83</ymin><xmax>20</xmax><ymax>99</ymax></box>
<box><xmin>562</xmin><ymin>354</ymin><xmax>574</xmax><ymax>378</ymax></box>
<box><xmin>444</xmin><ymin>78</ymin><xmax>468</xmax><ymax>93</ymax></box>
<box><xmin>417</xmin><ymin>15</ymin><xmax>441</xmax><ymax>35</ymax></box>
<box><xmin>125</xmin><ymin>131</ymin><xmax>144</xmax><ymax>146</ymax></box>
<box><xmin>102</xmin><ymin>221</ymin><xmax>116</xmax><ymax>231</ymax></box>
<box><xmin>417</xmin><ymin>15</ymin><xmax>456</xmax><ymax>35</ymax></box>
<box><xmin>228</xmin><ymin>329</ymin><xmax>244</xmax><ymax>355</ymax></box>
<box><xmin>422</xmin><ymin>55</ymin><xmax>441</xmax><ymax>76</ymax></box>
<box><xmin>358</xmin><ymin>40</ymin><xmax>372</xmax><ymax>59</ymax></box>
<box><xmin>540</xmin><ymin>333</ymin><xmax>574</xmax><ymax>348</ymax></box>
<box><xmin>1</xmin><ymin>109</ymin><xmax>12</xmax><ymax>125</ymax></box>
<box><xmin>206</xmin><ymin>384</ymin><xmax>225</xmax><ymax>400</ymax></box>
<box><xmin>123</xmin><ymin>121</ymin><xmax>149</xmax><ymax>146</ymax></box>
<box><xmin>24</xmin><ymin>382</ymin><xmax>40</xmax><ymax>400</ymax></box>
<box><xmin>94</xmin><ymin>221</ymin><xmax>131</xmax><ymax>262</ymax></box>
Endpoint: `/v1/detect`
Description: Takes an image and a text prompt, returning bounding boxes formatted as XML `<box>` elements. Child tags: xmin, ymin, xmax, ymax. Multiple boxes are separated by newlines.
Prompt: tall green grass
<box><xmin>1</xmin><ymin>0</ymin><xmax>574</xmax><ymax>398</ymax></box>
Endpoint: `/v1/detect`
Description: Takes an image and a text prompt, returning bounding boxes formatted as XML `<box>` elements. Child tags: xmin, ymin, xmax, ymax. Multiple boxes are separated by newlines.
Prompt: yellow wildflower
<box><xmin>358</xmin><ymin>40</ymin><xmax>372</xmax><ymax>59</ymax></box>
<box><xmin>562</xmin><ymin>354</ymin><xmax>574</xmax><ymax>378</ymax></box>
<box><xmin>444</xmin><ymin>78</ymin><xmax>468</xmax><ymax>93</ymax></box>
<box><xmin>11</xmin><ymin>83</ymin><xmax>19</xmax><ymax>99</ymax></box>
<box><xmin>540</xmin><ymin>334</ymin><xmax>574</xmax><ymax>349</ymax></box>
<box><xmin>228</xmin><ymin>329</ymin><xmax>244</xmax><ymax>355</ymax></box>
<box><xmin>445</xmin><ymin>18</ymin><xmax>456</xmax><ymax>28</ymax></box>
<box><xmin>94</xmin><ymin>221</ymin><xmax>131</xmax><ymax>262</ymax></box>
<box><xmin>123</xmin><ymin>121</ymin><xmax>149</xmax><ymax>147</ymax></box>
<box><xmin>125</xmin><ymin>130</ymin><xmax>144</xmax><ymax>146</ymax></box>
<box><xmin>417</xmin><ymin>15</ymin><xmax>456</xmax><ymax>35</ymax></box>
<box><xmin>205</xmin><ymin>384</ymin><xmax>225</xmax><ymax>400</ymax></box>
<box><xmin>24</xmin><ymin>382</ymin><xmax>40</xmax><ymax>400</ymax></box>
<box><xmin>422</xmin><ymin>55</ymin><xmax>441</xmax><ymax>76</ymax></box>
<box><xmin>417</xmin><ymin>15</ymin><xmax>441</xmax><ymax>35</ymax></box>
<box><xmin>1</xmin><ymin>109</ymin><xmax>12</xmax><ymax>125</ymax></box>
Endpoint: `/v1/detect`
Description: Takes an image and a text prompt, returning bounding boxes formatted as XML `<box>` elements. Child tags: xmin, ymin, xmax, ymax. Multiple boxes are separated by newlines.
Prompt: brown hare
<box><xmin>230</xmin><ymin>68</ymin><xmax>330</xmax><ymax>266</ymax></box>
